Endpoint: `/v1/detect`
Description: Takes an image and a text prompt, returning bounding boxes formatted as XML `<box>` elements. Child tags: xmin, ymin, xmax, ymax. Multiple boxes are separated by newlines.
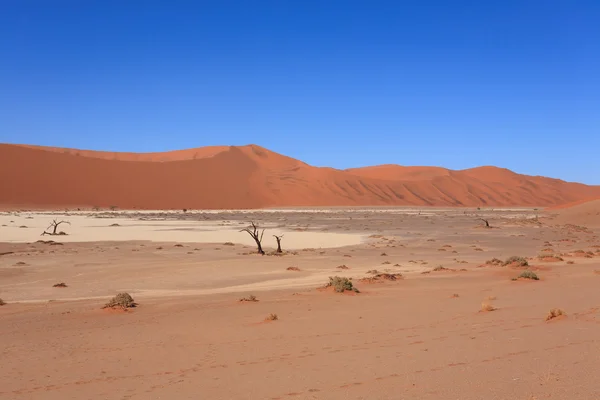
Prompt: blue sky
<box><xmin>1</xmin><ymin>1</ymin><xmax>599</xmax><ymax>183</ymax></box>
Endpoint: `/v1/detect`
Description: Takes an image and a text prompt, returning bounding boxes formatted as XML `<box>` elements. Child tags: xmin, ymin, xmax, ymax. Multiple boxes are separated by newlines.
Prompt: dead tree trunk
<box><xmin>241</xmin><ymin>221</ymin><xmax>265</xmax><ymax>255</ymax></box>
<box><xmin>42</xmin><ymin>220</ymin><xmax>70</xmax><ymax>236</ymax></box>
<box><xmin>273</xmin><ymin>235</ymin><xmax>283</xmax><ymax>253</ymax></box>
<box><xmin>479</xmin><ymin>218</ymin><xmax>490</xmax><ymax>228</ymax></box>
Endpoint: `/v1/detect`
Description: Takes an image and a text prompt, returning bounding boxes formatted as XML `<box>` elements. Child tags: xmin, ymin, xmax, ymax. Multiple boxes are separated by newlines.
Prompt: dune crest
<box><xmin>1</xmin><ymin>143</ymin><xmax>599</xmax><ymax>209</ymax></box>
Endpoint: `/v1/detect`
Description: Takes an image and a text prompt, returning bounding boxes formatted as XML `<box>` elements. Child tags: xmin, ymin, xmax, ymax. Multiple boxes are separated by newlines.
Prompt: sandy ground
<box><xmin>1</xmin><ymin>208</ymin><xmax>600</xmax><ymax>399</ymax></box>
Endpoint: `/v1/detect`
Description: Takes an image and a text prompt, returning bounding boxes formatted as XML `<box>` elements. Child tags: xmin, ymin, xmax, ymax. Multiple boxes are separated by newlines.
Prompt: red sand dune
<box><xmin>2</xmin><ymin>143</ymin><xmax>600</xmax><ymax>210</ymax></box>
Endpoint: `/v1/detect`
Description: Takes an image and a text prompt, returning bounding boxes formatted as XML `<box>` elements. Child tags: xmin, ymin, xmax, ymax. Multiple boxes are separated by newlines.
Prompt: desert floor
<box><xmin>1</xmin><ymin>208</ymin><xmax>599</xmax><ymax>399</ymax></box>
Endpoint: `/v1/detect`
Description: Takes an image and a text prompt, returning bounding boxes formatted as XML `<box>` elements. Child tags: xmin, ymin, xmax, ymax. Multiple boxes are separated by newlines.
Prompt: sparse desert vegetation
<box><xmin>239</xmin><ymin>295</ymin><xmax>258</xmax><ymax>302</ymax></box>
<box><xmin>53</xmin><ymin>282</ymin><xmax>68</xmax><ymax>288</ymax></box>
<box><xmin>545</xmin><ymin>308</ymin><xmax>565</xmax><ymax>321</ymax></box>
<box><xmin>103</xmin><ymin>293</ymin><xmax>136</xmax><ymax>309</ymax></box>
<box><xmin>326</xmin><ymin>276</ymin><xmax>359</xmax><ymax>293</ymax></box>
<box><xmin>503</xmin><ymin>256</ymin><xmax>529</xmax><ymax>267</ymax></box>
<box><xmin>515</xmin><ymin>270</ymin><xmax>540</xmax><ymax>281</ymax></box>
<box><xmin>1</xmin><ymin>204</ymin><xmax>599</xmax><ymax>399</ymax></box>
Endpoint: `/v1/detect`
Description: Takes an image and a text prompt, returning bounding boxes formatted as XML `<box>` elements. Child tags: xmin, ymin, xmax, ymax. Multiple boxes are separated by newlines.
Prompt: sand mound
<box><xmin>549</xmin><ymin>199</ymin><xmax>600</xmax><ymax>228</ymax></box>
<box><xmin>1</xmin><ymin>143</ymin><xmax>599</xmax><ymax>210</ymax></box>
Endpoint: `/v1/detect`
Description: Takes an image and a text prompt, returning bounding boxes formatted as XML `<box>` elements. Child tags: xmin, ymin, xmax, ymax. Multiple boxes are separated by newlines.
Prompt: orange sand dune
<box><xmin>2</xmin><ymin>143</ymin><xmax>600</xmax><ymax>209</ymax></box>
<box><xmin>549</xmin><ymin>198</ymin><xmax>600</xmax><ymax>227</ymax></box>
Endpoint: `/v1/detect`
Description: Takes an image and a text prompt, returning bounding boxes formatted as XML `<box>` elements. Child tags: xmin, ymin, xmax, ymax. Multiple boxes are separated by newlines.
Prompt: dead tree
<box><xmin>41</xmin><ymin>220</ymin><xmax>70</xmax><ymax>236</ymax></box>
<box><xmin>273</xmin><ymin>235</ymin><xmax>283</xmax><ymax>253</ymax></box>
<box><xmin>241</xmin><ymin>221</ymin><xmax>265</xmax><ymax>255</ymax></box>
<box><xmin>479</xmin><ymin>218</ymin><xmax>490</xmax><ymax>228</ymax></box>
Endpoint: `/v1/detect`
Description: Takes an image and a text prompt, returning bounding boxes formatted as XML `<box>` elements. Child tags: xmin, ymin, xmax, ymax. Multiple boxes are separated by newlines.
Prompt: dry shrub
<box><xmin>265</xmin><ymin>313</ymin><xmax>278</xmax><ymax>321</ymax></box>
<box><xmin>451</xmin><ymin>293</ymin><xmax>459</xmax><ymax>298</ymax></box>
<box><xmin>366</xmin><ymin>269</ymin><xmax>379</xmax><ymax>274</ymax></box>
<box><xmin>103</xmin><ymin>293</ymin><xmax>136</xmax><ymax>309</ymax></box>
<box><xmin>326</xmin><ymin>276</ymin><xmax>359</xmax><ymax>293</ymax></box>
<box><xmin>480</xmin><ymin>302</ymin><xmax>496</xmax><ymax>312</ymax></box>
<box><xmin>286</xmin><ymin>266</ymin><xmax>301</xmax><ymax>271</ymax></box>
<box><xmin>545</xmin><ymin>308</ymin><xmax>565</xmax><ymax>321</ymax></box>
<box><xmin>380</xmin><ymin>252</ymin><xmax>387</xmax><ymax>256</ymax></box>
<box><xmin>239</xmin><ymin>295</ymin><xmax>258</xmax><ymax>302</ymax></box>
<box><xmin>0</xmin><ymin>298</ymin><xmax>5</xmax><ymax>306</ymax></box>
<box><xmin>361</xmin><ymin>273</ymin><xmax>403</xmax><ymax>283</ymax></box>
<box><xmin>516</xmin><ymin>270</ymin><xmax>539</xmax><ymax>280</ymax></box>
<box><xmin>223</xmin><ymin>242</ymin><xmax>235</xmax><ymax>246</ymax></box>
<box><xmin>53</xmin><ymin>282</ymin><xmax>68</xmax><ymax>288</ymax></box>
<box><xmin>504</xmin><ymin>256</ymin><xmax>528</xmax><ymax>267</ymax></box>
<box><xmin>336</xmin><ymin>265</ymin><xmax>349</xmax><ymax>270</ymax></box>
<box><xmin>433</xmin><ymin>265</ymin><xmax>449</xmax><ymax>271</ymax></box>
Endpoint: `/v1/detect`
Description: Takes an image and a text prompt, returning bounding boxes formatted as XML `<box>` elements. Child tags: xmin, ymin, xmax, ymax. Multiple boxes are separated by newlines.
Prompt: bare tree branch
<box><xmin>240</xmin><ymin>221</ymin><xmax>265</xmax><ymax>255</ymax></box>
<box><xmin>479</xmin><ymin>218</ymin><xmax>490</xmax><ymax>228</ymax></box>
<box><xmin>41</xmin><ymin>219</ymin><xmax>70</xmax><ymax>236</ymax></box>
<box><xmin>273</xmin><ymin>235</ymin><xmax>284</xmax><ymax>253</ymax></box>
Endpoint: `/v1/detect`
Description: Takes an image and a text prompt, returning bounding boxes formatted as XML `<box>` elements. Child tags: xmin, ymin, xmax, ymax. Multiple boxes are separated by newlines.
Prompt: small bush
<box><xmin>503</xmin><ymin>256</ymin><xmax>528</xmax><ymax>267</ymax></box>
<box><xmin>481</xmin><ymin>302</ymin><xmax>496</xmax><ymax>312</ymax></box>
<box><xmin>103</xmin><ymin>293</ymin><xmax>136</xmax><ymax>309</ymax></box>
<box><xmin>517</xmin><ymin>270</ymin><xmax>539</xmax><ymax>280</ymax></box>
<box><xmin>433</xmin><ymin>265</ymin><xmax>449</xmax><ymax>271</ymax></box>
<box><xmin>485</xmin><ymin>258</ymin><xmax>503</xmax><ymax>266</ymax></box>
<box><xmin>546</xmin><ymin>308</ymin><xmax>565</xmax><ymax>321</ymax></box>
<box><xmin>265</xmin><ymin>313</ymin><xmax>278</xmax><ymax>321</ymax></box>
<box><xmin>336</xmin><ymin>265</ymin><xmax>349</xmax><ymax>270</ymax></box>
<box><xmin>327</xmin><ymin>276</ymin><xmax>359</xmax><ymax>293</ymax></box>
<box><xmin>0</xmin><ymin>298</ymin><xmax>5</xmax><ymax>306</ymax></box>
<box><xmin>286</xmin><ymin>266</ymin><xmax>301</xmax><ymax>271</ymax></box>
<box><xmin>53</xmin><ymin>282</ymin><xmax>68</xmax><ymax>288</ymax></box>
<box><xmin>239</xmin><ymin>295</ymin><xmax>258</xmax><ymax>302</ymax></box>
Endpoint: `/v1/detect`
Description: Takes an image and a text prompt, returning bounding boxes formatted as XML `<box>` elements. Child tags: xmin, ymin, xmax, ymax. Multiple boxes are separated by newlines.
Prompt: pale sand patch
<box><xmin>0</xmin><ymin>213</ymin><xmax>364</xmax><ymax>249</ymax></box>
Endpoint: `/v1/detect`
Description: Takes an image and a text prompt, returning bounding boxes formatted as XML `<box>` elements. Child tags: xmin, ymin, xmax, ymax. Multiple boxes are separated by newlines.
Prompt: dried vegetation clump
<box><xmin>326</xmin><ymin>276</ymin><xmax>359</xmax><ymax>293</ymax></box>
<box><xmin>513</xmin><ymin>270</ymin><xmax>539</xmax><ymax>281</ymax></box>
<box><xmin>503</xmin><ymin>256</ymin><xmax>529</xmax><ymax>267</ymax></box>
<box><xmin>546</xmin><ymin>308</ymin><xmax>565</xmax><ymax>321</ymax></box>
<box><xmin>265</xmin><ymin>313</ymin><xmax>279</xmax><ymax>321</ymax></box>
<box><xmin>103</xmin><ymin>293</ymin><xmax>136</xmax><ymax>309</ymax></box>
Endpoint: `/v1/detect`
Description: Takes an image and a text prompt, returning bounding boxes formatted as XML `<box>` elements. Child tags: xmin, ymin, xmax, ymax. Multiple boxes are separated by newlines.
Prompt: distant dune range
<box><xmin>2</xmin><ymin>143</ymin><xmax>600</xmax><ymax>210</ymax></box>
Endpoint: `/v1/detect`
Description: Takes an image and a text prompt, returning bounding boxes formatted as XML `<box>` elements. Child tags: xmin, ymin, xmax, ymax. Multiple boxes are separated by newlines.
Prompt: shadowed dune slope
<box><xmin>2</xmin><ymin>143</ymin><xmax>600</xmax><ymax>209</ymax></box>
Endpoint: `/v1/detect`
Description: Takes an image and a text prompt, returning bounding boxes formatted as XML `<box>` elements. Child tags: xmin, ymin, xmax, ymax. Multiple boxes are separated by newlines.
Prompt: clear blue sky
<box><xmin>1</xmin><ymin>1</ymin><xmax>599</xmax><ymax>183</ymax></box>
